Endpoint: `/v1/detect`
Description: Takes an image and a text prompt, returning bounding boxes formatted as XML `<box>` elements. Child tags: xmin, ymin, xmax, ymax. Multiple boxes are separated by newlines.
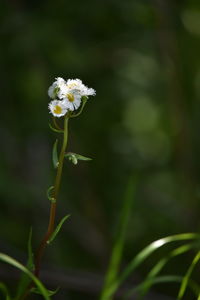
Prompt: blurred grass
<box><xmin>100</xmin><ymin>176</ymin><xmax>137</xmax><ymax>300</ymax></box>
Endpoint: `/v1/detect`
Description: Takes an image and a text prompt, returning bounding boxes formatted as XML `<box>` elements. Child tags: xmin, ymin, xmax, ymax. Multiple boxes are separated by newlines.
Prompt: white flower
<box><xmin>48</xmin><ymin>100</ymin><xmax>68</xmax><ymax>117</ymax></box>
<box><xmin>62</xmin><ymin>92</ymin><xmax>82</xmax><ymax>111</ymax></box>
<box><xmin>65</xmin><ymin>79</ymin><xmax>96</xmax><ymax>97</ymax></box>
<box><xmin>48</xmin><ymin>77</ymin><xmax>66</xmax><ymax>99</ymax></box>
<box><xmin>48</xmin><ymin>77</ymin><xmax>96</xmax><ymax>114</ymax></box>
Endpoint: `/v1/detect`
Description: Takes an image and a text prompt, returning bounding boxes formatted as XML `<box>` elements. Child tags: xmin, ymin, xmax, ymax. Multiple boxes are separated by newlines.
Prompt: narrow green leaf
<box><xmin>123</xmin><ymin>275</ymin><xmax>183</xmax><ymax>299</ymax></box>
<box><xmin>47</xmin><ymin>186</ymin><xmax>56</xmax><ymax>203</ymax></box>
<box><xmin>105</xmin><ymin>233</ymin><xmax>199</xmax><ymax>299</ymax></box>
<box><xmin>52</xmin><ymin>139</ymin><xmax>59</xmax><ymax>168</ymax></box>
<box><xmin>31</xmin><ymin>287</ymin><xmax>60</xmax><ymax>296</ymax></box>
<box><xmin>0</xmin><ymin>282</ymin><xmax>11</xmax><ymax>300</ymax></box>
<box><xmin>15</xmin><ymin>228</ymin><xmax>35</xmax><ymax>300</ymax></box>
<box><xmin>148</xmin><ymin>275</ymin><xmax>200</xmax><ymax>297</ymax></box>
<box><xmin>100</xmin><ymin>176</ymin><xmax>137</xmax><ymax>300</ymax></box>
<box><xmin>0</xmin><ymin>253</ymin><xmax>50</xmax><ymax>300</ymax></box>
<box><xmin>178</xmin><ymin>250</ymin><xmax>200</xmax><ymax>299</ymax></box>
<box><xmin>147</xmin><ymin>275</ymin><xmax>183</xmax><ymax>285</ymax></box>
<box><xmin>120</xmin><ymin>233</ymin><xmax>199</xmax><ymax>284</ymax></box>
<box><xmin>74</xmin><ymin>153</ymin><xmax>92</xmax><ymax>161</ymax></box>
<box><xmin>49</xmin><ymin>123</ymin><xmax>63</xmax><ymax>133</ymax></box>
<box><xmin>124</xmin><ymin>242</ymin><xmax>199</xmax><ymax>299</ymax></box>
<box><xmin>65</xmin><ymin>152</ymin><xmax>92</xmax><ymax>165</ymax></box>
<box><xmin>122</xmin><ymin>276</ymin><xmax>200</xmax><ymax>300</ymax></box>
<box><xmin>47</xmin><ymin>215</ymin><xmax>70</xmax><ymax>245</ymax></box>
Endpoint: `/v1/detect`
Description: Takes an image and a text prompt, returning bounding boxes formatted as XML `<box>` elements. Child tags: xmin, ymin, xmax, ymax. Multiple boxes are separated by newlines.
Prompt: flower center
<box><xmin>53</xmin><ymin>105</ymin><xmax>62</xmax><ymax>114</ymax></box>
<box><xmin>68</xmin><ymin>83</ymin><xmax>77</xmax><ymax>89</ymax></box>
<box><xmin>67</xmin><ymin>93</ymin><xmax>75</xmax><ymax>102</ymax></box>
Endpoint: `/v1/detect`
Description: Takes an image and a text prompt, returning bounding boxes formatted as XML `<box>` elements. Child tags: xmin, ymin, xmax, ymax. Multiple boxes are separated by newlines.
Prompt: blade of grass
<box><xmin>15</xmin><ymin>228</ymin><xmax>35</xmax><ymax>299</ymax></box>
<box><xmin>122</xmin><ymin>276</ymin><xmax>200</xmax><ymax>300</ymax></box>
<box><xmin>0</xmin><ymin>253</ymin><xmax>50</xmax><ymax>300</ymax></box>
<box><xmin>124</xmin><ymin>275</ymin><xmax>183</xmax><ymax>299</ymax></box>
<box><xmin>104</xmin><ymin>233</ymin><xmax>199</xmax><ymax>299</ymax></box>
<box><xmin>123</xmin><ymin>242</ymin><xmax>200</xmax><ymax>299</ymax></box>
<box><xmin>178</xmin><ymin>250</ymin><xmax>200</xmax><ymax>299</ymax></box>
<box><xmin>99</xmin><ymin>176</ymin><xmax>137</xmax><ymax>300</ymax></box>
<box><xmin>125</xmin><ymin>275</ymin><xmax>200</xmax><ymax>300</ymax></box>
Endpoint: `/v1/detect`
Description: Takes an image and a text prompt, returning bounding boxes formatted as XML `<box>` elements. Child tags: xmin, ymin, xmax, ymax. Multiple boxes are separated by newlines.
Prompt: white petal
<box><xmin>63</xmin><ymin>100</ymin><xmax>75</xmax><ymax>111</ymax></box>
<box><xmin>73</xmin><ymin>98</ymin><xmax>81</xmax><ymax>109</ymax></box>
<box><xmin>86</xmin><ymin>88</ymin><xmax>96</xmax><ymax>96</ymax></box>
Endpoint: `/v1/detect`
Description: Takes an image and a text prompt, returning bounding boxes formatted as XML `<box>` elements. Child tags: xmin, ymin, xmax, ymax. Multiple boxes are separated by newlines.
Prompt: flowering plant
<box><xmin>0</xmin><ymin>77</ymin><xmax>96</xmax><ymax>300</ymax></box>
<box><xmin>35</xmin><ymin>77</ymin><xmax>95</xmax><ymax>280</ymax></box>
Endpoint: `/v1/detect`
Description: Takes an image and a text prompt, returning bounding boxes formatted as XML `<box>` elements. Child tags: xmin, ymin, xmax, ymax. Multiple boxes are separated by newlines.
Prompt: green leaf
<box><xmin>123</xmin><ymin>275</ymin><xmax>183</xmax><ymax>299</ymax></box>
<box><xmin>124</xmin><ymin>242</ymin><xmax>199</xmax><ymax>299</ymax></box>
<box><xmin>122</xmin><ymin>275</ymin><xmax>200</xmax><ymax>300</ymax></box>
<box><xmin>49</xmin><ymin>123</ymin><xmax>63</xmax><ymax>133</ymax></box>
<box><xmin>47</xmin><ymin>186</ymin><xmax>56</xmax><ymax>203</ymax></box>
<box><xmin>31</xmin><ymin>287</ymin><xmax>60</xmax><ymax>296</ymax></box>
<box><xmin>47</xmin><ymin>215</ymin><xmax>70</xmax><ymax>245</ymax></box>
<box><xmin>65</xmin><ymin>152</ymin><xmax>92</xmax><ymax>165</ymax></box>
<box><xmin>146</xmin><ymin>276</ymin><xmax>200</xmax><ymax>296</ymax></box>
<box><xmin>0</xmin><ymin>282</ymin><xmax>11</xmax><ymax>300</ymax></box>
<box><xmin>104</xmin><ymin>233</ymin><xmax>199</xmax><ymax>299</ymax></box>
<box><xmin>100</xmin><ymin>176</ymin><xmax>137</xmax><ymax>300</ymax></box>
<box><xmin>52</xmin><ymin>139</ymin><xmax>59</xmax><ymax>168</ymax></box>
<box><xmin>178</xmin><ymin>250</ymin><xmax>200</xmax><ymax>299</ymax></box>
<box><xmin>0</xmin><ymin>253</ymin><xmax>50</xmax><ymax>300</ymax></box>
<box><xmin>15</xmin><ymin>228</ymin><xmax>35</xmax><ymax>300</ymax></box>
<box><xmin>73</xmin><ymin>153</ymin><xmax>92</xmax><ymax>161</ymax></box>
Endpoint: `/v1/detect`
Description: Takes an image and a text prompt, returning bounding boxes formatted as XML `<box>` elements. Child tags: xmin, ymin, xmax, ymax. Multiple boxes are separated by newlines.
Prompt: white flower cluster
<box><xmin>48</xmin><ymin>77</ymin><xmax>96</xmax><ymax>117</ymax></box>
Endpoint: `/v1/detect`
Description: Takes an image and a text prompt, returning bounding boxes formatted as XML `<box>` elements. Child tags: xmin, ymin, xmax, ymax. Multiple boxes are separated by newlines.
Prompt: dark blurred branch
<box><xmin>152</xmin><ymin>0</ymin><xmax>193</xmax><ymax>172</ymax></box>
<box><xmin>151</xmin><ymin>1</ymin><xmax>200</xmax><ymax>230</ymax></box>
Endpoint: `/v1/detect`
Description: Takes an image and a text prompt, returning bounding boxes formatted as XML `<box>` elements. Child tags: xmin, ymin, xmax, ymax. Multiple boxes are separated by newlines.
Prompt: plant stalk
<box><xmin>19</xmin><ymin>116</ymin><xmax>69</xmax><ymax>300</ymax></box>
<box><xmin>34</xmin><ymin>115</ymin><xmax>69</xmax><ymax>277</ymax></box>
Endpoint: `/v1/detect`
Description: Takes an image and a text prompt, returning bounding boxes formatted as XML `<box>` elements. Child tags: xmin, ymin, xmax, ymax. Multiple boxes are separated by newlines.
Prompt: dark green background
<box><xmin>1</xmin><ymin>0</ymin><xmax>200</xmax><ymax>299</ymax></box>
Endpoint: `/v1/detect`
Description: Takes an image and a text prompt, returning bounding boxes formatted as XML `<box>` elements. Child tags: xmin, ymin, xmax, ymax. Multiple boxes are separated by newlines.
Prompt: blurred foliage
<box><xmin>1</xmin><ymin>0</ymin><xmax>200</xmax><ymax>299</ymax></box>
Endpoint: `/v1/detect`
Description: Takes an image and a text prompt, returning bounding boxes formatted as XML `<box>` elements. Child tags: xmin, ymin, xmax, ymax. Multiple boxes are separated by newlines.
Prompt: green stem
<box><xmin>34</xmin><ymin>116</ymin><xmax>69</xmax><ymax>277</ymax></box>
<box><xmin>71</xmin><ymin>99</ymin><xmax>87</xmax><ymax>118</ymax></box>
<box><xmin>18</xmin><ymin>116</ymin><xmax>69</xmax><ymax>300</ymax></box>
